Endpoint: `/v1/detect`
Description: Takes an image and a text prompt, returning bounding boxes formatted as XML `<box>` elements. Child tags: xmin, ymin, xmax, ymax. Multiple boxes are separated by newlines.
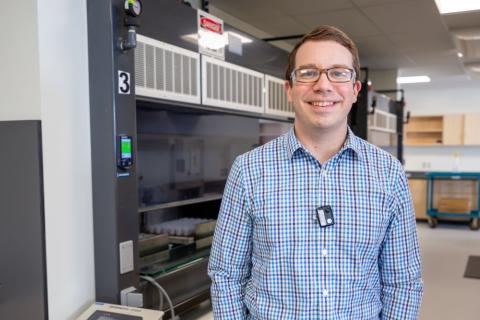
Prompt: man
<box><xmin>208</xmin><ymin>25</ymin><xmax>423</xmax><ymax>319</ymax></box>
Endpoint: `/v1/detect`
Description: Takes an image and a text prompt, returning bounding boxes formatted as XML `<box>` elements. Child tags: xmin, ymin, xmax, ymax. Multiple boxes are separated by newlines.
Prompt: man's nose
<box><xmin>312</xmin><ymin>72</ymin><xmax>333</xmax><ymax>91</ymax></box>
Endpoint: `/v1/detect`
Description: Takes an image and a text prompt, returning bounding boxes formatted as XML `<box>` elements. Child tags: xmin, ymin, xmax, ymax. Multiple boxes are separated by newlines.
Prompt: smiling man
<box><xmin>208</xmin><ymin>25</ymin><xmax>423</xmax><ymax>319</ymax></box>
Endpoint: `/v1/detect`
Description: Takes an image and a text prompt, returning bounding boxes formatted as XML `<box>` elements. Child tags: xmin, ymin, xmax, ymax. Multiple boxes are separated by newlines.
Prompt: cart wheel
<box><xmin>469</xmin><ymin>218</ymin><xmax>479</xmax><ymax>231</ymax></box>
<box><xmin>427</xmin><ymin>217</ymin><xmax>438</xmax><ymax>228</ymax></box>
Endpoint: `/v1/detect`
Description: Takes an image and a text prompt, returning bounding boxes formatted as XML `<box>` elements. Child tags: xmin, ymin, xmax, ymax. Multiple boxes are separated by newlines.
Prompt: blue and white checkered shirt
<box><xmin>208</xmin><ymin>127</ymin><xmax>423</xmax><ymax>319</ymax></box>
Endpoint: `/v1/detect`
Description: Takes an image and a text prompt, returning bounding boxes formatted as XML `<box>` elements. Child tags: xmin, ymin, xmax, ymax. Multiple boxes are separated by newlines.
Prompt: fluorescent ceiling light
<box><xmin>457</xmin><ymin>35</ymin><xmax>480</xmax><ymax>40</ymax></box>
<box><xmin>435</xmin><ymin>0</ymin><xmax>480</xmax><ymax>14</ymax></box>
<box><xmin>181</xmin><ymin>32</ymin><xmax>253</xmax><ymax>44</ymax></box>
<box><xmin>397</xmin><ymin>76</ymin><xmax>431</xmax><ymax>84</ymax></box>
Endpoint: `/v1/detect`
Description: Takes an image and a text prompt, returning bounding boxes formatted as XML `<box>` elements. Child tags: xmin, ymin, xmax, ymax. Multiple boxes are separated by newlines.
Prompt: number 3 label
<box><xmin>118</xmin><ymin>70</ymin><xmax>130</xmax><ymax>94</ymax></box>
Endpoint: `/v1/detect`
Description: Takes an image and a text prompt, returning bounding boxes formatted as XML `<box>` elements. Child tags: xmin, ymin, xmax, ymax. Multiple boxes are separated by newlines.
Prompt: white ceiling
<box><xmin>209</xmin><ymin>0</ymin><xmax>480</xmax><ymax>84</ymax></box>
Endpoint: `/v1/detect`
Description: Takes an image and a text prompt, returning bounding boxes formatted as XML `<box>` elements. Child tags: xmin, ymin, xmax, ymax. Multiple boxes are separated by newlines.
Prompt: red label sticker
<box><xmin>200</xmin><ymin>16</ymin><xmax>222</xmax><ymax>33</ymax></box>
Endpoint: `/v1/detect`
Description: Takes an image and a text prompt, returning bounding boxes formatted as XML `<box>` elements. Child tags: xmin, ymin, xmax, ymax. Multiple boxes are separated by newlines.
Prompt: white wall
<box><xmin>36</xmin><ymin>0</ymin><xmax>95</xmax><ymax>319</ymax></box>
<box><xmin>2</xmin><ymin>1</ymin><xmax>94</xmax><ymax>318</ymax></box>
<box><xmin>403</xmin><ymin>82</ymin><xmax>480</xmax><ymax>172</ymax></box>
<box><xmin>1</xmin><ymin>0</ymin><xmax>41</xmax><ymax>120</ymax></box>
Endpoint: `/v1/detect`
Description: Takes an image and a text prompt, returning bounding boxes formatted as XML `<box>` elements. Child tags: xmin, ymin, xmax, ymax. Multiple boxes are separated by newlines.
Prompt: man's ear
<box><xmin>285</xmin><ymin>80</ymin><xmax>293</xmax><ymax>102</ymax></box>
<box><xmin>352</xmin><ymin>80</ymin><xmax>362</xmax><ymax>103</ymax></box>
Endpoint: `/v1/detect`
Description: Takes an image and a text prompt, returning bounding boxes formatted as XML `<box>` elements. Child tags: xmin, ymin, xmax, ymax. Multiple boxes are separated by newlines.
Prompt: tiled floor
<box><xmin>417</xmin><ymin>221</ymin><xmax>480</xmax><ymax>320</ymax></box>
<box><xmin>180</xmin><ymin>221</ymin><xmax>480</xmax><ymax>320</ymax></box>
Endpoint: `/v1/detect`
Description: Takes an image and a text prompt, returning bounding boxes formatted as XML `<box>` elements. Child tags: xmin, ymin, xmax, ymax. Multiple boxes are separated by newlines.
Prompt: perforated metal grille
<box><xmin>155</xmin><ymin>48</ymin><xmax>164</xmax><ymax>91</ymax></box>
<box><xmin>135</xmin><ymin>35</ymin><xmax>200</xmax><ymax>104</ymax></box>
<box><xmin>145</xmin><ymin>44</ymin><xmax>155</xmax><ymax>89</ymax></box>
<box><xmin>202</xmin><ymin>56</ymin><xmax>264</xmax><ymax>114</ymax></box>
<box><xmin>134</xmin><ymin>42</ymin><xmax>145</xmax><ymax>87</ymax></box>
<box><xmin>265</xmin><ymin>75</ymin><xmax>294</xmax><ymax>118</ymax></box>
<box><xmin>368</xmin><ymin>109</ymin><xmax>397</xmax><ymax>134</ymax></box>
<box><xmin>206</xmin><ymin>61</ymin><xmax>264</xmax><ymax>106</ymax></box>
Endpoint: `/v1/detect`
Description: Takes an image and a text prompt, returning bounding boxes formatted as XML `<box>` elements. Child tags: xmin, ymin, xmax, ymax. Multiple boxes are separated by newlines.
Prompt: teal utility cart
<box><xmin>426</xmin><ymin>172</ymin><xmax>480</xmax><ymax>230</ymax></box>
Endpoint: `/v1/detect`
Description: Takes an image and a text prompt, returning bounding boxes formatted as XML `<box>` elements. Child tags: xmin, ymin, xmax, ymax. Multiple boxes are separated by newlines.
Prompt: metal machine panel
<box><xmin>87</xmin><ymin>0</ymin><xmax>140</xmax><ymax>302</ymax></box>
<box><xmin>0</xmin><ymin>121</ymin><xmax>47</xmax><ymax>319</ymax></box>
<box><xmin>202</xmin><ymin>55</ymin><xmax>264</xmax><ymax>114</ymax></box>
<box><xmin>265</xmin><ymin>75</ymin><xmax>294</xmax><ymax>118</ymax></box>
<box><xmin>368</xmin><ymin>109</ymin><xmax>397</xmax><ymax>134</ymax></box>
<box><xmin>135</xmin><ymin>35</ymin><xmax>201</xmax><ymax>104</ymax></box>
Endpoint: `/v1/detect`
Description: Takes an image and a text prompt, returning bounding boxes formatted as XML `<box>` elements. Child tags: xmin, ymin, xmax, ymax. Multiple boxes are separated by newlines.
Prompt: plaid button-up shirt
<box><xmin>208</xmin><ymin>127</ymin><xmax>423</xmax><ymax>319</ymax></box>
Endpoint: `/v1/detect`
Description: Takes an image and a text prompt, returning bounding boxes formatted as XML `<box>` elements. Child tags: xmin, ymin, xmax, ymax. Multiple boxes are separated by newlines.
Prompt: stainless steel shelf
<box><xmin>138</xmin><ymin>193</ymin><xmax>223</xmax><ymax>213</ymax></box>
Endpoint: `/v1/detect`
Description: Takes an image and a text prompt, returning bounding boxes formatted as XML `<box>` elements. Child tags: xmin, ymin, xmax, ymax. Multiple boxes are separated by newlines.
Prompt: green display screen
<box><xmin>121</xmin><ymin>138</ymin><xmax>132</xmax><ymax>156</ymax></box>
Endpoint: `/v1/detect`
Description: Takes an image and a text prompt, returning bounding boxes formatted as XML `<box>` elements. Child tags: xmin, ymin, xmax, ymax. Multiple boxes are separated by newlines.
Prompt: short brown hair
<box><xmin>285</xmin><ymin>25</ymin><xmax>360</xmax><ymax>84</ymax></box>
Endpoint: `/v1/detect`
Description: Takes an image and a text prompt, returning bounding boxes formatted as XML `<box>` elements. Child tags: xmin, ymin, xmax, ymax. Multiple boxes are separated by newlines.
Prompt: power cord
<box><xmin>140</xmin><ymin>275</ymin><xmax>179</xmax><ymax>320</ymax></box>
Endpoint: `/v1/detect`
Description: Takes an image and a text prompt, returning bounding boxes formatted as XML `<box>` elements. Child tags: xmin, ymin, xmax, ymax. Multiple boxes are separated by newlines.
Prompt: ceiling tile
<box><xmin>352</xmin><ymin>0</ymin><xmax>416</xmax><ymax>8</ymax></box>
<box><xmin>273</xmin><ymin>0</ymin><xmax>353</xmax><ymax>15</ymax></box>
<box><xmin>210</xmin><ymin>0</ymin><xmax>284</xmax><ymax>20</ymax></box>
<box><xmin>355</xmin><ymin>35</ymin><xmax>399</xmax><ymax>55</ymax></box>
<box><xmin>406</xmin><ymin>50</ymin><xmax>461</xmax><ymax>66</ymax></box>
<box><xmin>361</xmin><ymin>53</ymin><xmax>414</xmax><ymax>69</ymax></box>
<box><xmin>388</xmin><ymin>31</ymin><xmax>454</xmax><ymax>53</ymax></box>
<box><xmin>249</xmin><ymin>16</ymin><xmax>311</xmax><ymax>37</ymax></box>
<box><xmin>295</xmin><ymin>9</ymin><xmax>382</xmax><ymax>38</ymax></box>
<box><xmin>361</xmin><ymin>1</ymin><xmax>446</xmax><ymax>35</ymax></box>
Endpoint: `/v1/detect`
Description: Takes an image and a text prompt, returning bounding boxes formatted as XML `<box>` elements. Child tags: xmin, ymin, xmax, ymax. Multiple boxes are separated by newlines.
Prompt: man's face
<box><xmin>286</xmin><ymin>40</ymin><xmax>361</xmax><ymax>135</ymax></box>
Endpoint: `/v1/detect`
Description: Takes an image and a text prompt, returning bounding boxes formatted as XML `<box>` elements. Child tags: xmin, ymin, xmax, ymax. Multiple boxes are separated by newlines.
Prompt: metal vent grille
<box><xmin>368</xmin><ymin>109</ymin><xmax>397</xmax><ymax>134</ymax></box>
<box><xmin>202</xmin><ymin>55</ymin><xmax>264</xmax><ymax>114</ymax></box>
<box><xmin>135</xmin><ymin>34</ymin><xmax>200</xmax><ymax>104</ymax></box>
<box><xmin>265</xmin><ymin>75</ymin><xmax>294</xmax><ymax>118</ymax></box>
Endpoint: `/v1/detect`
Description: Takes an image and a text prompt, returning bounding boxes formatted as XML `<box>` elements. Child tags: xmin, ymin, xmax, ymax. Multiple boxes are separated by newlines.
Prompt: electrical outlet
<box><xmin>421</xmin><ymin>161</ymin><xmax>431</xmax><ymax>169</ymax></box>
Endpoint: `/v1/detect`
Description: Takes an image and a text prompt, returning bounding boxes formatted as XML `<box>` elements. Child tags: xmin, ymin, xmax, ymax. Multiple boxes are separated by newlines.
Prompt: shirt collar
<box><xmin>284</xmin><ymin>126</ymin><xmax>363</xmax><ymax>160</ymax></box>
<box><xmin>342</xmin><ymin>126</ymin><xmax>363</xmax><ymax>160</ymax></box>
<box><xmin>284</xmin><ymin>127</ymin><xmax>303</xmax><ymax>159</ymax></box>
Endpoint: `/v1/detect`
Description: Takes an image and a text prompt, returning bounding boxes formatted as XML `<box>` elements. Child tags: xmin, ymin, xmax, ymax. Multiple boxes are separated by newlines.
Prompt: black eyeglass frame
<box><xmin>290</xmin><ymin>67</ymin><xmax>356</xmax><ymax>84</ymax></box>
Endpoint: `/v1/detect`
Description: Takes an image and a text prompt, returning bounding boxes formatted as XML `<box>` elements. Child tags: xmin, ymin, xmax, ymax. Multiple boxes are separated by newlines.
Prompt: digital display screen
<box><xmin>121</xmin><ymin>137</ymin><xmax>132</xmax><ymax>159</ymax></box>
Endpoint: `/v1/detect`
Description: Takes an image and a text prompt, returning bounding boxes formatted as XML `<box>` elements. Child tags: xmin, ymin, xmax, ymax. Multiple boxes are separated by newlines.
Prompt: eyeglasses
<box><xmin>291</xmin><ymin>67</ymin><xmax>355</xmax><ymax>83</ymax></box>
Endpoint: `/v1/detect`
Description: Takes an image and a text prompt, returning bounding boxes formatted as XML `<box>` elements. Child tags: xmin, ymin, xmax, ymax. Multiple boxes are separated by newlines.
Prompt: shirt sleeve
<box><xmin>379</xmin><ymin>163</ymin><xmax>424</xmax><ymax>319</ymax></box>
<box><xmin>208</xmin><ymin>156</ymin><xmax>253</xmax><ymax>320</ymax></box>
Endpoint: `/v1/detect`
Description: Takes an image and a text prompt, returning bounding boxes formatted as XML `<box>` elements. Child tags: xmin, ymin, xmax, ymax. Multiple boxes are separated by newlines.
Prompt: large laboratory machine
<box><xmin>87</xmin><ymin>0</ymin><xmax>292</xmax><ymax>316</ymax></box>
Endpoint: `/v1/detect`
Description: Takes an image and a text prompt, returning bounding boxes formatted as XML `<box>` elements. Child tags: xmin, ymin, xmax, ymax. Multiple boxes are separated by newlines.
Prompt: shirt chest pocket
<box><xmin>335</xmin><ymin>189</ymin><xmax>392</xmax><ymax>248</ymax></box>
<box><xmin>253</xmin><ymin>202</ymin><xmax>313</xmax><ymax>247</ymax></box>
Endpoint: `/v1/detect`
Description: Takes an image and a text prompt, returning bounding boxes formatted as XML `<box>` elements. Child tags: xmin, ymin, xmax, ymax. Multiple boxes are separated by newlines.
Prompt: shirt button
<box><xmin>322</xmin><ymin>249</ymin><xmax>328</xmax><ymax>257</ymax></box>
<box><xmin>321</xmin><ymin>170</ymin><xmax>328</xmax><ymax>177</ymax></box>
<box><xmin>323</xmin><ymin>290</ymin><xmax>329</xmax><ymax>297</ymax></box>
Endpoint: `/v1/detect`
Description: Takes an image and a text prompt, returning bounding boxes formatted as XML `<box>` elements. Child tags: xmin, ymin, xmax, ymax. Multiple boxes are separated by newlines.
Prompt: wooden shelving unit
<box><xmin>405</xmin><ymin>115</ymin><xmax>443</xmax><ymax>145</ymax></box>
<box><xmin>404</xmin><ymin>114</ymin><xmax>463</xmax><ymax>146</ymax></box>
<box><xmin>463</xmin><ymin>113</ymin><xmax>480</xmax><ymax>145</ymax></box>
